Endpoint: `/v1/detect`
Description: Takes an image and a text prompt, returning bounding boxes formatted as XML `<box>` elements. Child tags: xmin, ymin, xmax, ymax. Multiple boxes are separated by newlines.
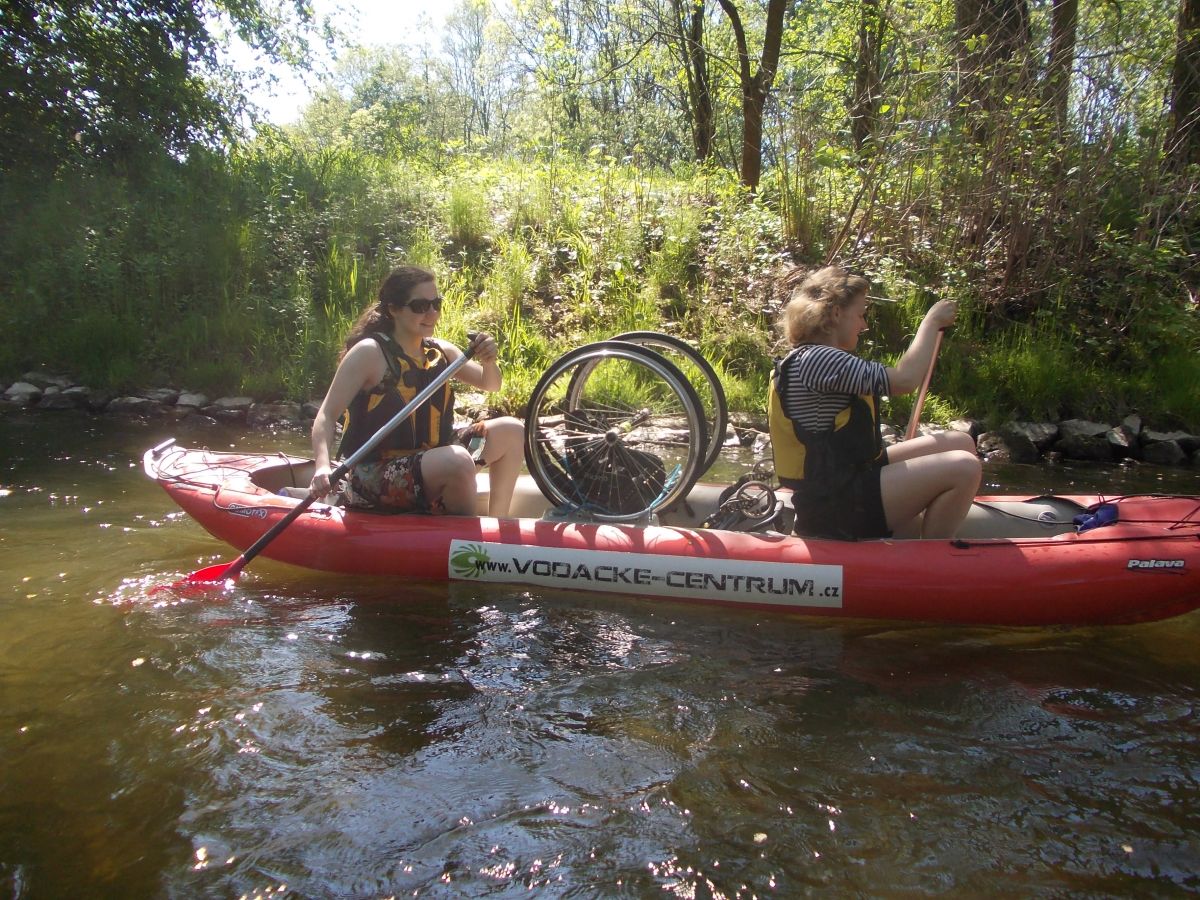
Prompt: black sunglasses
<box><xmin>402</xmin><ymin>297</ymin><xmax>443</xmax><ymax>314</ymax></box>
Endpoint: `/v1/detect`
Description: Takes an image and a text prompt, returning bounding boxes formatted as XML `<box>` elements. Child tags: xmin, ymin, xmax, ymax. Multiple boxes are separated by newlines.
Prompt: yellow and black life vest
<box><xmin>338</xmin><ymin>333</ymin><xmax>455</xmax><ymax>461</ymax></box>
<box><xmin>767</xmin><ymin>348</ymin><xmax>884</xmax><ymax>491</ymax></box>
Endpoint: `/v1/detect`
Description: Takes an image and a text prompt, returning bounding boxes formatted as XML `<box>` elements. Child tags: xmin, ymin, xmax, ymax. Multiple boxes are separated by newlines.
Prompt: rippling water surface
<box><xmin>2</xmin><ymin>412</ymin><xmax>1199</xmax><ymax>897</ymax></box>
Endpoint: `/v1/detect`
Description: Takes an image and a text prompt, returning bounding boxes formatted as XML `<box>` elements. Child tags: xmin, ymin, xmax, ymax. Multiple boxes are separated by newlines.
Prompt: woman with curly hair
<box><xmin>769</xmin><ymin>266</ymin><xmax>981</xmax><ymax>540</ymax></box>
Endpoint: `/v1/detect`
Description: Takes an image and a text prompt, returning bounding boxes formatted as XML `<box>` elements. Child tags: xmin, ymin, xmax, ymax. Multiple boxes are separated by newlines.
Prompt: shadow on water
<box><xmin>2</xmin><ymin>412</ymin><xmax>1200</xmax><ymax>896</ymax></box>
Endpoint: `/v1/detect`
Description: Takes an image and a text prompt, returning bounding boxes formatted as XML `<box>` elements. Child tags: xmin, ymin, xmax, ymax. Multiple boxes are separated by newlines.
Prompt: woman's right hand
<box><xmin>310</xmin><ymin>465</ymin><xmax>333</xmax><ymax>498</ymax></box>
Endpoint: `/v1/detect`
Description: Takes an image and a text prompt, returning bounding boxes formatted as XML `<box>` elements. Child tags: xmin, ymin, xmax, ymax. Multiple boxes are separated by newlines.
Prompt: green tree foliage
<box><xmin>294</xmin><ymin>47</ymin><xmax>429</xmax><ymax>157</ymax></box>
<box><xmin>1</xmin><ymin>0</ymin><xmax>1198</xmax><ymax>430</ymax></box>
<box><xmin>0</xmin><ymin>0</ymin><xmax>322</xmax><ymax>170</ymax></box>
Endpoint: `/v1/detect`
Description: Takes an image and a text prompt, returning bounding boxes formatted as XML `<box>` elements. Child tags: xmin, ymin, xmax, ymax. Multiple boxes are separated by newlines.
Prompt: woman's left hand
<box><xmin>469</xmin><ymin>332</ymin><xmax>499</xmax><ymax>364</ymax></box>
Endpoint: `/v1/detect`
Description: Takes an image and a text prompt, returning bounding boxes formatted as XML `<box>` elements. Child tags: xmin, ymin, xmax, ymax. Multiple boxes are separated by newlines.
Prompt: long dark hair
<box><xmin>340</xmin><ymin>265</ymin><xmax>435</xmax><ymax>360</ymax></box>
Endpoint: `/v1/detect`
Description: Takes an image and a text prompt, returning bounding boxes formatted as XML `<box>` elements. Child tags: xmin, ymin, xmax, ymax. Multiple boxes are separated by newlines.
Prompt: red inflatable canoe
<box><xmin>144</xmin><ymin>442</ymin><xmax>1200</xmax><ymax>626</ymax></box>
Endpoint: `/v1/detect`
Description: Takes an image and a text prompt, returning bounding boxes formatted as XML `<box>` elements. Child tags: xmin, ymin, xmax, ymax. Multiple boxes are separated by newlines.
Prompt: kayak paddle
<box><xmin>170</xmin><ymin>339</ymin><xmax>478</xmax><ymax>588</ymax></box>
<box><xmin>904</xmin><ymin>328</ymin><xmax>944</xmax><ymax>441</ymax></box>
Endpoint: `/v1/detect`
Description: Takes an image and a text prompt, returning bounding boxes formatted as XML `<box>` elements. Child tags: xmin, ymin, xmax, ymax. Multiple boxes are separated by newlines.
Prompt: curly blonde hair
<box><xmin>778</xmin><ymin>266</ymin><xmax>870</xmax><ymax>346</ymax></box>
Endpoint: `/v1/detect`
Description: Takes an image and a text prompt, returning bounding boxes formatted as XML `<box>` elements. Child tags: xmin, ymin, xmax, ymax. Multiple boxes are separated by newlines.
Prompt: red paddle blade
<box><xmin>149</xmin><ymin>558</ymin><xmax>246</xmax><ymax>595</ymax></box>
<box><xmin>181</xmin><ymin>561</ymin><xmax>243</xmax><ymax>583</ymax></box>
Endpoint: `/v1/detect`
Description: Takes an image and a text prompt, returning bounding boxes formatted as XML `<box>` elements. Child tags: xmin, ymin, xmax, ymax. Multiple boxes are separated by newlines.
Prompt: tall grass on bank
<box><xmin>1</xmin><ymin>146</ymin><xmax>1196</xmax><ymax>431</ymax></box>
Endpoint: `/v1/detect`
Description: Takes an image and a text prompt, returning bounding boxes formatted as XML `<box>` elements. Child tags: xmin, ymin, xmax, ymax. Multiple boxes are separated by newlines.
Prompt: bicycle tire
<box><xmin>566</xmin><ymin>331</ymin><xmax>729</xmax><ymax>479</ymax></box>
<box><xmin>524</xmin><ymin>341</ymin><xmax>708</xmax><ymax>521</ymax></box>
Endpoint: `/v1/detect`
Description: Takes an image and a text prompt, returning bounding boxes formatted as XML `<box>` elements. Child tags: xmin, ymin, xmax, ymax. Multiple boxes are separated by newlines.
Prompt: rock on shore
<box><xmin>3</xmin><ymin>371</ymin><xmax>1199</xmax><ymax>468</ymax></box>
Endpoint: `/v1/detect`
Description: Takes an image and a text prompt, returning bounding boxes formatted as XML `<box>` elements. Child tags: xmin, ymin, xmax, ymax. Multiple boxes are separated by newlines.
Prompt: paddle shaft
<box><xmin>904</xmin><ymin>328</ymin><xmax>943</xmax><ymax>441</ymax></box>
<box><xmin>219</xmin><ymin>344</ymin><xmax>477</xmax><ymax>580</ymax></box>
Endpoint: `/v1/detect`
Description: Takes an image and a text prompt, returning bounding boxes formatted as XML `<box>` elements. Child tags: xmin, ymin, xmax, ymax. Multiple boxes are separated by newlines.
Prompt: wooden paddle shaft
<box><xmin>904</xmin><ymin>328</ymin><xmax>943</xmax><ymax>441</ymax></box>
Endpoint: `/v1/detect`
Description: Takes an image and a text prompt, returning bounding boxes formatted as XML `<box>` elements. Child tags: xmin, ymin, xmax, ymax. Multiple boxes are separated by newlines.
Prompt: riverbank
<box><xmin>4</xmin><ymin>369</ymin><xmax>1198</xmax><ymax>471</ymax></box>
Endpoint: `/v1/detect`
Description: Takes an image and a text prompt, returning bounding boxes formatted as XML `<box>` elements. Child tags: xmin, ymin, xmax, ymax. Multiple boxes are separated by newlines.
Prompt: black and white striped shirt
<box><xmin>777</xmin><ymin>345</ymin><xmax>891</xmax><ymax>433</ymax></box>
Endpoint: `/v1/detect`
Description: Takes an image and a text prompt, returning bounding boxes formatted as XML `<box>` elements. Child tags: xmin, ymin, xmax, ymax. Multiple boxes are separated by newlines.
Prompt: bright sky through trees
<box><xmin>247</xmin><ymin>0</ymin><xmax>462</xmax><ymax>123</ymax></box>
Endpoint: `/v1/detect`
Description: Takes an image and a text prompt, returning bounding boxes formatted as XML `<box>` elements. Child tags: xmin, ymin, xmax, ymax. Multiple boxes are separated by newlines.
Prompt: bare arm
<box><xmin>309</xmin><ymin>341</ymin><xmax>386</xmax><ymax>496</ymax></box>
<box><xmin>885</xmin><ymin>300</ymin><xmax>957</xmax><ymax>395</ymax></box>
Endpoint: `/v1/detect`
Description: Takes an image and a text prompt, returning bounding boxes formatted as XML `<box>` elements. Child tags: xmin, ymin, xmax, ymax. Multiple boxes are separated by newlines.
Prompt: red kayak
<box><xmin>144</xmin><ymin>441</ymin><xmax>1200</xmax><ymax>626</ymax></box>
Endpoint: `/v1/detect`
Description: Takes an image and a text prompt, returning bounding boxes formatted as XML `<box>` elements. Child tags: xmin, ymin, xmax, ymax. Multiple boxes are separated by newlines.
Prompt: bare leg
<box><xmin>880</xmin><ymin>449</ymin><xmax>982</xmax><ymax>538</ymax></box>
<box><xmin>419</xmin><ymin>445</ymin><xmax>479</xmax><ymax>515</ymax></box>
<box><xmin>479</xmin><ymin>416</ymin><xmax>525</xmax><ymax>517</ymax></box>
<box><xmin>887</xmin><ymin>430</ymin><xmax>977</xmax><ymax>464</ymax></box>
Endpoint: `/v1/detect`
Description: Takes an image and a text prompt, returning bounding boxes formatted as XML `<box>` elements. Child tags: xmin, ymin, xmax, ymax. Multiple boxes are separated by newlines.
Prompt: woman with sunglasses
<box><xmin>309</xmin><ymin>265</ymin><xmax>524</xmax><ymax>517</ymax></box>
<box><xmin>768</xmin><ymin>265</ymin><xmax>981</xmax><ymax>540</ymax></box>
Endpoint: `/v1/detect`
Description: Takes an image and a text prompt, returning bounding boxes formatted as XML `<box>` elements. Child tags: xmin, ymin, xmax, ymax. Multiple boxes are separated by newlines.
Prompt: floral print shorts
<box><xmin>341</xmin><ymin>451</ymin><xmax>445</xmax><ymax>514</ymax></box>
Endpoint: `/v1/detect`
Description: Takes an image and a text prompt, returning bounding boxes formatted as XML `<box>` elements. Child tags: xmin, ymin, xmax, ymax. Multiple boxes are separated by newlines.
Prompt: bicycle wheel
<box><xmin>566</xmin><ymin>331</ymin><xmax>729</xmax><ymax>479</ymax></box>
<box><xmin>525</xmin><ymin>341</ymin><xmax>708</xmax><ymax>521</ymax></box>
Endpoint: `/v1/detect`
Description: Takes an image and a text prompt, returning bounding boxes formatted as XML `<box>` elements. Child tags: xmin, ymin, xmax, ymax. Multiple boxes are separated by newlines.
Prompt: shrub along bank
<box><xmin>1</xmin><ymin>153</ymin><xmax>1197</xmax><ymax>435</ymax></box>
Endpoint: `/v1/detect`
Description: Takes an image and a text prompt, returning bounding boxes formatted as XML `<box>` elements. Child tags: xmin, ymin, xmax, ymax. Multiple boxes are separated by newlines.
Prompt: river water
<box><xmin>2</xmin><ymin>412</ymin><xmax>1199</xmax><ymax>898</ymax></box>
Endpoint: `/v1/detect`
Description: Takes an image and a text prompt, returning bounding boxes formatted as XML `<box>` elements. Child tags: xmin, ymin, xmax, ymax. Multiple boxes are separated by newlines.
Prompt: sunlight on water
<box><xmin>1</xmin><ymin>412</ymin><xmax>1199</xmax><ymax>896</ymax></box>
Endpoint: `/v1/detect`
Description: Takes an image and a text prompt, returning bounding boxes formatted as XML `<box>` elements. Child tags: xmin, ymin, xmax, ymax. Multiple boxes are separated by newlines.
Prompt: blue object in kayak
<box><xmin>1074</xmin><ymin>503</ymin><xmax>1118</xmax><ymax>533</ymax></box>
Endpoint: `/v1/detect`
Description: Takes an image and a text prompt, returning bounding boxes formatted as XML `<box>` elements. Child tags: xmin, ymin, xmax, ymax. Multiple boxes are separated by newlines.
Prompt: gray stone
<box><xmin>108</xmin><ymin>396</ymin><xmax>169</xmax><ymax>417</ymax></box>
<box><xmin>1058</xmin><ymin>418</ymin><xmax>1111</xmax><ymax>440</ymax></box>
<box><xmin>1055</xmin><ymin>419</ymin><xmax>1115</xmax><ymax>462</ymax></box>
<box><xmin>176</xmin><ymin>391</ymin><xmax>209</xmax><ymax>409</ymax></box>
<box><xmin>948</xmin><ymin>418</ymin><xmax>983</xmax><ymax>438</ymax></box>
<box><xmin>211</xmin><ymin>396</ymin><xmax>254</xmax><ymax>411</ymax></box>
<box><xmin>1143</xmin><ymin>428</ymin><xmax>1190</xmax><ymax>444</ymax></box>
<box><xmin>301</xmin><ymin>401</ymin><xmax>321</xmax><ymax>420</ymax></box>
<box><xmin>1121</xmin><ymin>414</ymin><xmax>1142</xmax><ymax>437</ymax></box>
<box><xmin>247</xmin><ymin>401</ymin><xmax>302</xmax><ymax>427</ymax></box>
<box><xmin>203</xmin><ymin>396</ymin><xmax>254</xmax><ymax>423</ymax></box>
<box><xmin>906</xmin><ymin>422</ymin><xmax>945</xmax><ymax>439</ymax></box>
<box><xmin>1144</xmin><ymin>429</ymin><xmax>1200</xmax><ymax>455</ymax></box>
<box><xmin>1056</xmin><ymin>431</ymin><xmax>1113</xmax><ymax>462</ymax></box>
<box><xmin>1142</xmin><ymin>440</ymin><xmax>1187</xmax><ymax>467</ymax></box>
<box><xmin>991</xmin><ymin>427</ymin><xmax>1040</xmax><ymax>463</ymax></box>
<box><xmin>37</xmin><ymin>388</ymin><xmax>87</xmax><ymax>410</ymax></box>
<box><xmin>85</xmin><ymin>389</ymin><xmax>114</xmax><ymax>412</ymax></box>
<box><xmin>3</xmin><ymin>382</ymin><xmax>42</xmax><ymax>405</ymax></box>
<box><xmin>141</xmin><ymin>388</ymin><xmax>180</xmax><ymax>404</ymax></box>
<box><xmin>1003</xmin><ymin>421</ymin><xmax>1059</xmax><ymax>451</ymax></box>
<box><xmin>1106</xmin><ymin>425</ymin><xmax>1138</xmax><ymax>460</ymax></box>
<box><xmin>20</xmin><ymin>371</ymin><xmax>72</xmax><ymax>390</ymax></box>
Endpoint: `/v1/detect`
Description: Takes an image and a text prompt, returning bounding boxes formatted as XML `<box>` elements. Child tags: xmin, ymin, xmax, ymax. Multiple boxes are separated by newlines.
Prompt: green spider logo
<box><xmin>450</xmin><ymin>542</ymin><xmax>491</xmax><ymax>578</ymax></box>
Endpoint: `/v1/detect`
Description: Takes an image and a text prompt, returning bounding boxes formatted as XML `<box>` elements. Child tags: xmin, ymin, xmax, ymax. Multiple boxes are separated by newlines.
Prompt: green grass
<box><xmin>2</xmin><ymin>150</ymin><xmax>1197</xmax><ymax>434</ymax></box>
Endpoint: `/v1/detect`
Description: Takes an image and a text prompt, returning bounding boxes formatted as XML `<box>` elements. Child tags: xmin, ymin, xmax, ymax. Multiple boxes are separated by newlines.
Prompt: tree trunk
<box><xmin>672</xmin><ymin>0</ymin><xmax>715</xmax><ymax>161</ymax></box>
<box><xmin>1167</xmin><ymin>0</ymin><xmax>1200</xmax><ymax>169</ymax></box>
<box><xmin>850</xmin><ymin>0</ymin><xmax>885</xmax><ymax>153</ymax></box>
<box><xmin>716</xmin><ymin>0</ymin><xmax>788</xmax><ymax>192</ymax></box>
<box><xmin>955</xmin><ymin>0</ymin><xmax>1032</xmax><ymax>130</ymax></box>
<box><xmin>687</xmin><ymin>0</ymin><xmax>715</xmax><ymax>161</ymax></box>
<box><xmin>1042</xmin><ymin>0</ymin><xmax>1077</xmax><ymax>130</ymax></box>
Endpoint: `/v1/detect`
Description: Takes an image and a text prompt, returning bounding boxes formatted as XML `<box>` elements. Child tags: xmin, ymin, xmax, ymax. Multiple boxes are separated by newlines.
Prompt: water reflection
<box><xmin>2</xmin><ymin>413</ymin><xmax>1200</xmax><ymax>896</ymax></box>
